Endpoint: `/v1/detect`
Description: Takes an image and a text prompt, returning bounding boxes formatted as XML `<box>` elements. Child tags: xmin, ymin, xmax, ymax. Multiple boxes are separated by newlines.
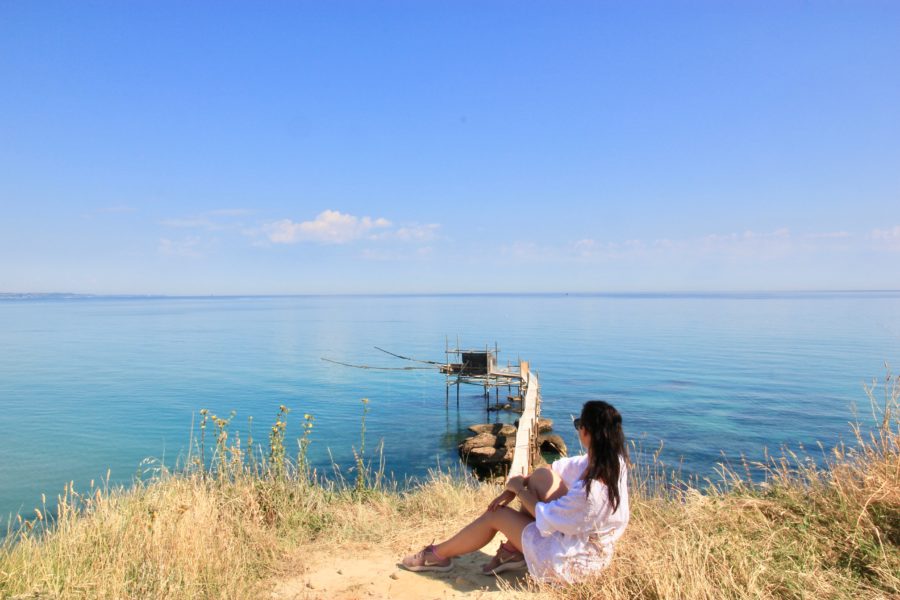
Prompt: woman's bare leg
<box><xmin>434</xmin><ymin>467</ymin><xmax>568</xmax><ymax>558</ymax></box>
<box><xmin>519</xmin><ymin>466</ymin><xmax>567</xmax><ymax>517</ymax></box>
<box><xmin>434</xmin><ymin>507</ymin><xmax>533</xmax><ymax>557</ymax></box>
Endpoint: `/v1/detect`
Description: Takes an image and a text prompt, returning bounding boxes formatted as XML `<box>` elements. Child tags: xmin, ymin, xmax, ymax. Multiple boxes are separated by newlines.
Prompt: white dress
<box><xmin>520</xmin><ymin>454</ymin><xmax>629</xmax><ymax>583</ymax></box>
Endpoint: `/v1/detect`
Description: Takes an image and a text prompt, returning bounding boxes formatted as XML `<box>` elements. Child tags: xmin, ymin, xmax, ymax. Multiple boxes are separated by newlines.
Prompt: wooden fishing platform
<box><xmin>442</xmin><ymin>342</ymin><xmax>528</xmax><ymax>410</ymax></box>
<box><xmin>322</xmin><ymin>341</ymin><xmax>556</xmax><ymax>477</ymax></box>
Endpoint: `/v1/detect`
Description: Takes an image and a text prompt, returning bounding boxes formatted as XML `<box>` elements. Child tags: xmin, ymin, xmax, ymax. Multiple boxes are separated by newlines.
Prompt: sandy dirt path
<box><xmin>271</xmin><ymin>538</ymin><xmax>535</xmax><ymax>600</ymax></box>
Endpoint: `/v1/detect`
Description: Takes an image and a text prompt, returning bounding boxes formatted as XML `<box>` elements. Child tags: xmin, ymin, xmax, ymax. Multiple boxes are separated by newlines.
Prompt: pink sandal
<box><xmin>482</xmin><ymin>541</ymin><xmax>526</xmax><ymax>575</ymax></box>
<box><xmin>401</xmin><ymin>544</ymin><xmax>453</xmax><ymax>572</ymax></box>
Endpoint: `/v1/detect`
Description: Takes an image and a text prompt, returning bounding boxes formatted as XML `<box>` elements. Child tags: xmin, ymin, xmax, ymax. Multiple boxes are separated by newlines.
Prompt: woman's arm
<box><xmin>505</xmin><ymin>476</ymin><xmax>539</xmax><ymax>515</ymax></box>
<box><xmin>489</xmin><ymin>470</ymin><xmax>533</xmax><ymax>511</ymax></box>
<box><xmin>487</xmin><ymin>489</ymin><xmax>515</xmax><ymax>511</ymax></box>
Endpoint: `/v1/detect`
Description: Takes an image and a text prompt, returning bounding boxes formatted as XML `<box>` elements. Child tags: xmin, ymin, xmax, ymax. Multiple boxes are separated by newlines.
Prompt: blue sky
<box><xmin>1</xmin><ymin>1</ymin><xmax>898</xmax><ymax>294</ymax></box>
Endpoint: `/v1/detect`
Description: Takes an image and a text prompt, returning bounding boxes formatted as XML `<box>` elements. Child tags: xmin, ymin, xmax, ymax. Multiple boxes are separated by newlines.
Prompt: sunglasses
<box><xmin>573</xmin><ymin>417</ymin><xmax>582</xmax><ymax>430</ymax></box>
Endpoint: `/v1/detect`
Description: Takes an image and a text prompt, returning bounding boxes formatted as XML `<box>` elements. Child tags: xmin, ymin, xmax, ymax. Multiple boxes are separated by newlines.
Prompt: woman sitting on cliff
<box><xmin>401</xmin><ymin>400</ymin><xmax>629</xmax><ymax>583</ymax></box>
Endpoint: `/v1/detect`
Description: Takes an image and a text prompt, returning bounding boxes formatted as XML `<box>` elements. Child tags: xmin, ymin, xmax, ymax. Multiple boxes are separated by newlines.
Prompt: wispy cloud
<box><xmin>371</xmin><ymin>223</ymin><xmax>441</xmax><ymax>242</ymax></box>
<box><xmin>500</xmin><ymin>241</ymin><xmax>557</xmax><ymax>261</ymax></box>
<box><xmin>160</xmin><ymin>209</ymin><xmax>252</xmax><ymax>231</ymax></box>
<box><xmin>160</xmin><ymin>217</ymin><xmax>221</xmax><ymax>230</ymax></box>
<box><xmin>565</xmin><ymin>228</ymin><xmax>856</xmax><ymax>262</ymax></box>
<box><xmin>99</xmin><ymin>204</ymin><xmax>137</xmax><ymax>214</ymax></box>
<box><xmin>208</xmin><ymin>208</ymin><xmax>253</xmax><ymax>217</ymax></box>
<box><xmin>360</xmin><ymin>246</ymin><xmax>434</xmax><ymax>261</ymax></box>
<box><xmin>158</xmin><ymin>236</ymin><xmax>204</xmax><ymax>258</ymax></box>
<box><xmin>698</xmin><ymin>228</ymin><xmax>792</xmax><ymax>259</ymax></box>
<box><xmin>571</xmin><ymin>238</ymin><xmax>648</xmax><ymax>260</ymax></box>
<box><xmin>81</xmin><ymin>204</ymin><xmax>138</xmax><ymax>218</ymax></box>
<box><xmin>805</xmin><ymin>231</ymin><xmax>850</xmax><ymax>239</ymax></box>
<box><xmin>870</xmin><ymin>225</ymin><xmax>900</xmax><ymax>251</ymax></box>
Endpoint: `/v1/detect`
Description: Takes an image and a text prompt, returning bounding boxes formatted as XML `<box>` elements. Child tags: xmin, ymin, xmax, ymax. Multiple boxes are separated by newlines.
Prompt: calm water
<box><xmin>2</xmin><ymin>293</ymin><xmax>899</xmax><ymax>518</ymax></box>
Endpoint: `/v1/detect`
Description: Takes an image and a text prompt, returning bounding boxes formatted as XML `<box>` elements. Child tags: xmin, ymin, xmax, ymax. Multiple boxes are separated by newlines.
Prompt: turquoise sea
<box><xmin>2</xmin><ymin>292</ymin><xmax>899</xmax><ymax>519</ymax></box>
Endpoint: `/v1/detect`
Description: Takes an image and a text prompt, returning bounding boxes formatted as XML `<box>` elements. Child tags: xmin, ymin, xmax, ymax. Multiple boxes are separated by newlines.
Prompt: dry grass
<box><xmin>0</xmin><ymin>402</ymin><xmax>496</xmax><ymax>599</ymax></box>
<box><xmin>2</xmin><ymin>379</ymin><xmax>898</xmax><ymax>599</ymax></box>
<box><xmin>550</xmin><ymin>374</ymin><xmax>900</xmax><ymax>600</ymax></box>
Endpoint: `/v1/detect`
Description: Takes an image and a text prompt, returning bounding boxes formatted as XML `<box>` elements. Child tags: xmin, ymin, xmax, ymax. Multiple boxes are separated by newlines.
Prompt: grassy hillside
<box><xmin>2</xmin><ymin>380</ymin><xmax>898</xmax><ymax>599</ymax></box>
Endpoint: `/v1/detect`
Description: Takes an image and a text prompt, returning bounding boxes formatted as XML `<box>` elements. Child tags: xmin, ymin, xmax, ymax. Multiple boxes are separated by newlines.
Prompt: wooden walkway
<box><xmin>508</xmin><ymin>361</ymin><xmax>540</xmax><ymax>478</ymax></box>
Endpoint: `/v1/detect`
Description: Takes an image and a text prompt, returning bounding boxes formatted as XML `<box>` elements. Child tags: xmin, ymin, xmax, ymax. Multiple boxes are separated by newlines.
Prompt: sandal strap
<box><xmin>497</xmin><ymin>546</ymin><xmax>524</xmax><ymax>562</ymax></box>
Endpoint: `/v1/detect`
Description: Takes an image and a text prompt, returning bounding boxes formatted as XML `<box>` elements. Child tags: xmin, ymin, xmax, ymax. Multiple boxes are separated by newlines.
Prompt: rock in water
<box><xmin>538</xmin><ymin>433</ymin><xmax>568</xmax><ymax>457</ymax></box>
<box><xmin>460</xmin><ymin>419</ymin><xmax>565</xmax><ymax>475</ymax></box>
<box><xmin>463</xmin><ymin>445</ymin><xmax>514</xmax><ymax>467</ymax></box>
<box><xmin>459</xmin><ymin>432</ymin><xmax>498</xmax><ymax>454</ymax></box>
<box><xmin>468</xmin><ymin>423</ymin><xmax>517</xmax><ymax>436</ymax></box>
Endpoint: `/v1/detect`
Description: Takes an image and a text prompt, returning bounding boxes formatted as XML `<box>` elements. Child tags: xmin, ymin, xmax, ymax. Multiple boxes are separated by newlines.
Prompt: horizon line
<box><xmin>3</xmin><ymin>289</ymin><xmax>900</xmax><ymax>300</ymax></box>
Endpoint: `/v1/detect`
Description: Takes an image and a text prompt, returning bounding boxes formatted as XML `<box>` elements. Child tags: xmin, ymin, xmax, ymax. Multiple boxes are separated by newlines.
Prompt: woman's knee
<box><xmin>480</xmin><ymin>505</ymin><xmax>515</xmax><ymax>525</ymax></box>
<box><xmin>528</xmin><ymin>466</ymin><xmax>567</xmax><ymax>502</ymax></box>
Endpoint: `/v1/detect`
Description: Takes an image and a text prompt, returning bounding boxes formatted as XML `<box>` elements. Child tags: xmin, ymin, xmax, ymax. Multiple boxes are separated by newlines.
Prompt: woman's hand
<box><xmin>488</xmin><ymin>490</ymin><xmax>515</xmax><ymax>512</ymax></box>
<box><xmin>505</xmin><ymin>475</ymin><xmax>527</xmax><ymax>495</ymax></box>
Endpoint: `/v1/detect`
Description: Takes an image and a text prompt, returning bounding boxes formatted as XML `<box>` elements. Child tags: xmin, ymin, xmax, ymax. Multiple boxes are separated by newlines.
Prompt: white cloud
<box><xmin>263</xmin><ymin>210</ymin><xmax>392</xmax><ymax>244</ymax></box>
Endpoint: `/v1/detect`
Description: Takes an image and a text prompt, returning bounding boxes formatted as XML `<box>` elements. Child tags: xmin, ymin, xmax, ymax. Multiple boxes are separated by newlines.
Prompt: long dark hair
<box><xmin>579</xmin><ymin>400</ymin><xmax>628</xmax><ymax>512</ymax></box>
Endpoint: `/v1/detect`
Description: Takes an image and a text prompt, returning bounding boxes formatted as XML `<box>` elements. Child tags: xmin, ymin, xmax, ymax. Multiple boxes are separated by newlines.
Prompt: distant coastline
<box><xmin>3</xmin><ymin>290</ymin><xmax>900</xmax><ymax>302</ymax></box>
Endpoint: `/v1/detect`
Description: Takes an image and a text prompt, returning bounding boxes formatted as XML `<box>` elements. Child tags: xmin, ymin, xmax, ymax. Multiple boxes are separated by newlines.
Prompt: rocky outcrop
<box><xmin>461</xmin><ymin>445</ymin><xmax>514</xmax><ymax>468</ymax></box>
<box><xmin>467</xmin><ymin>423</ymin><xmax>517</xmax><ymax>436</ymax></box>
<box><xmin>460</xmin><ymin>420</ymin><xmax>566</xmax><ymax>475</ymax></box>
<box><xmin>459</xmin><ymin>432</ymin><xmax>516</xmax><ymax>455</ymax></box>
<box><xmin>538</xmin><ymin>433</ymin><xmax>567</xmax><ymax>456</ymax></box>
